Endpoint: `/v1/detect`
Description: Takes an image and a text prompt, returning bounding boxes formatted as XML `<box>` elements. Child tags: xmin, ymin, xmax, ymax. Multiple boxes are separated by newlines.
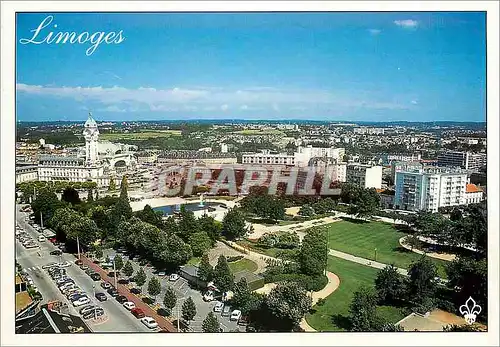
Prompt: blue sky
<box><xmin>16</xmin><ymin>12</ymin><xmax>486</xmax><ymax>122</ymax></box>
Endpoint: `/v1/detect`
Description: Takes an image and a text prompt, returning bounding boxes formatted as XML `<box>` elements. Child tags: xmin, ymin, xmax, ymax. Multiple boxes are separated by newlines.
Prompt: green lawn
<box><xmin>228</xmin><ymin>258</ymin><xmax>258</xmax><ymax>273</ymax></box>
<box><xmin>305</xmin><ymin>256</ymin><xmax>407</xmax><ymax>331</ymax></box>
<box><xmin>186</xmin><ymin>257</ymin><xmax>201</xmax><ymax>266</ymax></box>
<box><xmin>100</xmin><ymin>130</ymin><xmax>181</xmax><ymax>141</ymax></box>
<box><xmin>236</xmin><ymin>240</ymin><xmax>296</xmax><ymax>259</ymax></box>
<box><xmin>319</xmin><ymin>220</ymin><xmax>448</xmax><ymax>277</ymax></box>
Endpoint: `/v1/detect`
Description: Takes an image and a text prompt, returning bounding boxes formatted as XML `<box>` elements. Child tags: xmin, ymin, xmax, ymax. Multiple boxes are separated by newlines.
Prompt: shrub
<box><xmin>306</xmin><ymin>275</ymin><xmax>328</xmax><ymax>292</ymax></box>
<box><xmin>226</xmin><ymin>255</ymin><xmax>244</xmax><ymax>263</ymax></box>
<box><xmin>316</xmin><ymin>298</ymin><xmax>326</xmax><ymax>306</ymax></box>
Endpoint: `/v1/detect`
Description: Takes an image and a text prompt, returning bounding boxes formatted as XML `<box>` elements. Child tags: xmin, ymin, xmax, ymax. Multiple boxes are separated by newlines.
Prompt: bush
<box><xmin>226</xmin><ymin>255</ymin><xmax>244</xmax><ymax>263</ymax></box>
<box><xmin>316</xmin><ymin>298</ymin><xmax>326</xmax><ymax>307</ymax></box>
<box><xmin>306</xmin><ymin>275</ymin><xmax>328</xmax><ymax>292</ymax></box>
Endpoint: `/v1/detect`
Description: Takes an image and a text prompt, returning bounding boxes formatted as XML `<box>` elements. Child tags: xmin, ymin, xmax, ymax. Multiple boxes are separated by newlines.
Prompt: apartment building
<box><xmin>346</xmin><ymin>164</ymin><xmax>383</xmax><ymax>189</ymax></box>
<box><xmin>437</xmin><ymin>151</ymin><xmax>486</xmax><ymax>172</ymax></box>
<box><xmin>465</xmin><ymin>184</ymin><xmax>484</xmax><ymax>205</ymax></box>
<box><xmin>241</xmin><ymin>150</ymin><xmax>295</xmax><ymax>166</ymax></box>
<box><xmin>394</xmin><ymin>167</ymin><xmax>468</xmax><ymax>212</ymax></box>
<box><xmin>16</xmin><ymin>164</ymin><xmax>38</xmax><ymax>184</ymax></box>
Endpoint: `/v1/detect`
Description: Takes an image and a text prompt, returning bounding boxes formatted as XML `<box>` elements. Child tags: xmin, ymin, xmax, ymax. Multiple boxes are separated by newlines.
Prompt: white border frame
<box><xmin>2</xmin><ymin>1</ymin><xmax>499</xmax><ymax>346</ymax></box>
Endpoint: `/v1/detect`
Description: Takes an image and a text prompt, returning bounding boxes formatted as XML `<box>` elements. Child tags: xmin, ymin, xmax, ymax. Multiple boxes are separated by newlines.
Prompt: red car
<box><xmin>48</xmin><ymin>237</ymin><xmax>57</xmax><ymax>243</ymax></box>
<box><xmin>131</xmin><ymin>308</ymin><xmax>145</xmax><ymax>319</ymax></box>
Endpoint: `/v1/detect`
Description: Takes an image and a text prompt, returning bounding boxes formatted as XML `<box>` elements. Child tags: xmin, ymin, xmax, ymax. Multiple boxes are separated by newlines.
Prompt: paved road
<box><xmin>15</xmin><ymin>207</ymin><xmax>152</xmax><ymax>333</ymax></box>
<box><xmin>103</xmin><ymin>249</ymin><xmax>241</xmax><ymax>332</ymax></box>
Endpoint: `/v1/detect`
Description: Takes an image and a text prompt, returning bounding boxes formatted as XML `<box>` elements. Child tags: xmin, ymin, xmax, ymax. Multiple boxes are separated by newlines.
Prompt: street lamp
<box><xmin>374</xmin><ymin>248</ymin><xmax>377</xmax><ymax>262</ymax></box>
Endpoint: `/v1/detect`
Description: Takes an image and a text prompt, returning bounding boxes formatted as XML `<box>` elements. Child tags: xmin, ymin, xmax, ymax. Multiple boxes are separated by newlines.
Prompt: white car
<box><xmin>230</xmin><ymin>309</ymin><xmax>242</xmax><ymax>321</ymax></box>
<box><xmin>123</xmin><ymin>302</ymin><xmax>136</xmax><ymax>310</ymax></box>
<box><xmin>72</xmin><ymin>297</ymin><xmax>91</xmax><ymax>307</ymax></box>
<box><xmin>42</xmin><ymin>262</ymin><xmax>58</xmax><ymax>269</ymax></box>
<box><xmin>141</xmin><ymin>316</ymin><xmax>158</xmax><ymax>329</ymax></box>
<box><xmin>38</xmin><ymin>235</ymin><xmax>46</xmax><ymax>242</ymax></box>
<box><xmin>168</xmin><ymin>274</ymin><xmax>179</xmax><ymax>282</ymax></box>
<box><xmin>213</xmin><ymin>302</ymin><xmax>224</xmax><ymax>312</ymax></box>
<box><xmin>203</xmin><ymin>291</ymin><xmax>215</xmax><ymax>302</ymax></box>
<box><xmin>58</xmin><ymin>261</ymin><xmax>71</xmax><ymax>268</ymax></box>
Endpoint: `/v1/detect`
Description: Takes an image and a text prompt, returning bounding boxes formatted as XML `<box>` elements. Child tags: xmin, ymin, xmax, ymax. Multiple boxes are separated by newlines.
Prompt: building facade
<box><xmin>394</xmin><ymin>167</ymin><xmax>468</xmax><ymax>212</ymax></box>
<box><xmin>241</xmin><ymin>150</ymin><xmax>295</xmax><ymax>166</ymax></box>
<box><xmin>16</xmin><ymin>165</ymin><xmax>38</xmax><ymax>183</ymax></box>
<box><xmin>465</xmin><ymin>184</ymin><xmax>484</xmax><ymax>204</ymax></box>
<box><xmin>437</xmin><ymin>151</ymin><xmax>486</xmax><ymax>172</ymax></box>
<box><xmin>346</xmin><ymin>164</ymin><xmax>383</xmax><ymax>189</ymax></box>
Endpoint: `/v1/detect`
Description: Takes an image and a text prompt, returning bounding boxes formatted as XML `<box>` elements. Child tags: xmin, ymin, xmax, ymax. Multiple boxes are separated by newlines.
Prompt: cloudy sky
<box><xmin>16</xmin><ymin>12</ymin><xmax>486</xmax><ymax>122</ymax></box>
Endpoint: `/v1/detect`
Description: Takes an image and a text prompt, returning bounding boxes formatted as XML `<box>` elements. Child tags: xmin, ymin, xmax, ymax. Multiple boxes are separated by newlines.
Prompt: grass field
<box><xmin>236</xmin><ymin>240</ymin><xmax>297</xmax><ymax>259</ymax></box>
<box><xmin>100</xmin><ymin>130</ymin><xmax>182</xmax><ymax>141</ymax></box>
<box><xmin>320</xmin><ymin>220</ymin><xmax>448</xmax><ymax>277</ymax></box>
<box><xmin>305</xmin><ymin>256</ymin><xmax>406</xmax><ymax>331</ymax></box>
<box><xmin>228</xmin><ymin>258</ymin><xmax>258</xmax><ymax>273</ymax></box>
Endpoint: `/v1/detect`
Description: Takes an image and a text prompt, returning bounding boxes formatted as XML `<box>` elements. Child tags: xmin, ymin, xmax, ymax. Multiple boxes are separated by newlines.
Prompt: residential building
<box><xmin>394</xmin><ymin>166</ymin><xmax>468</xmax><ymax>212</ymax></box>
<box><xmin>346</xmin><ymin>164</ymin><xmax>383</xmax><ymax>189</ymax></box>
<box><xmin>437</xmin><ymin>151</ymin><xmax>486</xmax><ymax>172</ymax></box>
<box><xmin>241</xmin><ymin>150</ymin><xmax>295</xmax><ymax>166</ymax></box>
<box><xmin>465</xmin><ymin>184</ymin><xmax>484</xmax><ymax>204</ymax></box>
<box><xmin>382</xmin><ymin>153</ymin><xmax>422</xmax><ymax>164</ymax></box>
<box><xmin>16</xmin><ymin>164</ymin><xmax>38</xmax><ymax>183</ymax></box>
<box><xmin>294</xmin><ymin>145</ymin><xmax>345</xmax><ymax>167</ymax></box>
<box><xmin>158</xmin><ymin>150</ymin><xmax>237</xmax><ymax>165</ymax></box>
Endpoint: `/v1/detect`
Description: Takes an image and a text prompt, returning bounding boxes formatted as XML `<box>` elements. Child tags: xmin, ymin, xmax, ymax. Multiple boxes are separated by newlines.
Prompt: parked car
<box><xmin>95</xmin><ymin>292</ymin><xmax>107</xmax><ymax>301</ymax></box>
<box><xmin>58</xmin><ymin>261</ymin><xmax>71</xmax><ymax>268</ymax></box>
<box><xmin>213</xmin><ymin>302</ymin><xmax>224</xmax><ymax>312</ymax></box>
<box><xmin>38</xmin><ymin>235</ymin><xmax>46</xmax><ymax>242</ymax></box>
<box><xmin>141</xmin><ymin>317</ymin><xmax>158</xmax><ymax>329</ymax></box>
<box><xmin>115</xmin><ymin>295</ymin><xmax>128</xmax><ymax>304</ymax></box>
<box><xmin>100</xmin><ymin>282</ymin><xmax>112</xmax><ymax>290</ymax></box>
<box><xmin>69</xmin><ymin>293</ymin><xmax>87</xmax><ymax>302</ymax></box>
<box><xmin>107</xmin><ymin>288</ymin><xmax>119</xmax><ymax>297</ymax></box>
<box><xmin>80</xmin><ymin>264</ymin><xmax>89</xmax><ymax>270</ymax></box>
<box><xmin>72</xmin><ymin>297</ymin><xmax>90</xmax><ymax>307</ymax></box>
<box><xmin>123</xmin><ymin>302</ymin><xmax>136</xmax><ymax>310</ymax></box>
<box><xmin>75</xmin><ymin>259</ymin><xmax>83</xmax><ymax>266</ymax></box>
<box><xmin>108</xmin><ymin>271</ymin><xmax>118</xmax><ymax>278</ymax></box>
<box><xmin>90</xmin><ymin>273</ymin><xmax>101</xmax><ymax>281</ymax></box>
<box><xmin>131</xmin><ymin>308</ymin><xmax>145</xmax><ymax>319</ymax></box>
<box><xmin>82</xmin><ymin>308</ymin><xmax>104</xmax><ymax>320</ymax></box>
<box><xmin>118</xmin><ymin>278</ymin><xmax>130</xmax><ymax>284</ymax></box>
<box><xmin>79</xmin><ymin>305</ymin><xmax>97</xmax><ymax>315</ymax></box>
<box><xmin>238</xmin><ymin>315</ymin><xmax>249</xmax><ymax>326</ymax></box>
<box><xmin>130</xmin><ymin>287</ymin><xmax>142</xmax><ymax>294</ymax></box>
<box><xmin>230</xmin><ymin>310</ymin><xmax>242</xmax><ymax>321</ymax></box>
<box><xmin>169</xmin><ymin>274</ymin><xmax>179</xmax><ymax>282</ymax></box>
<box><xmin>221</xmin><ymin>305</ymin><xmax>231</xmax><ymax>317</ymax></box>
<box><xmin>49</xmin><ymin>250</ymin><xmax>62</xmax><ymax>256</ymax></box>
<box><xmin>203</xmin><ymin>291</ymin><xmax>215</xmax><ymax>302</ymax></box>
<box><xmin>157</xmin><ymin>271</ymin><xmax>166</xmax><ymax>277</ymax></box>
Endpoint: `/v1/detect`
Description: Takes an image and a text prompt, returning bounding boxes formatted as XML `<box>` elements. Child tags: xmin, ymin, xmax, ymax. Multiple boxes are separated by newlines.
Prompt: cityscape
<box><xmin>12</xmin><ymin>10</ymin><xmax>490</xmax><ymax>338</ymax></box>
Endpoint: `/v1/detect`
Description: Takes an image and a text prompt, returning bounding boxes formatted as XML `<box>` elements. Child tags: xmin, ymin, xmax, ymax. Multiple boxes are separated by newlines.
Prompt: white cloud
<box><xmin>97</xmin><ymin>105</ymin><xmax>127</xmax><ymax>113</ymax></box>
<box><xmin>411</xmin><ymin>100</ymin><xmax>418</xmax><ymax>105</ymax></box>
<box><xmin>394</xmin><ymin>19</ymin><xmax>418</xmax><ymax>29</ymax></box>
<box><xmin>368</xmin><ymin>29</ymin><xmax>381</xmax><ymax>35</ymax></box>
<box><xmin>16</xmin><ymin>83</ymin><xmax>410</xmax><ymax>113</ymax></box>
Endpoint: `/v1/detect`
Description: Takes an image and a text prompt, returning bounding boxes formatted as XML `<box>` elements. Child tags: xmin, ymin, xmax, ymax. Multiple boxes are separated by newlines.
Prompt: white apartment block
<box><xmin>16</xmin><ymin>165</ymin><xmax>38</xmax><ymax>184</ymax></box>
<box><xmin>437</xmin><ymin>151</ymin><xmax>486</xmax><ymax>172</ymax></box>
<box><xmin>242</xmin><ymin>150</ymin><xmax>296</xmax><ymax>166</ymax></box>
<box><xmin>394</xmin><ymin>167</ymin><xmax>468</xmax><ymax>212</ymax></box>
<box><xmin>384</xmin><ymin>153</ymin><xmax>422</xmax><ymax>164</ymax></box>
<box><xmin>353</xmin><ymin>127</ymin><xmax>385</xmax><ymax>135</ymax></box>
<box><xmin>242</xmin><ymin>146</ymin><xmax>345</xmax><ymax>168</ymax></box>
<box><xmin>294</xmin><ymin>145</ymin><xmax>345</xmax><ymax>167</ymax></box>
<box><xmin>346</xmin><ymin>164</ymin><xmax>383</xmax><ymax>189</ymax></box>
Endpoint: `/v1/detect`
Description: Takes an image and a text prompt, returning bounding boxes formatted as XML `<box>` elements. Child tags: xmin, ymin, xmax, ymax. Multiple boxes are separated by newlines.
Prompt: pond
<box><xmin>153</xmin><ymin>202</ymin><xmax>225</xmax><ymax>216</ymax></box>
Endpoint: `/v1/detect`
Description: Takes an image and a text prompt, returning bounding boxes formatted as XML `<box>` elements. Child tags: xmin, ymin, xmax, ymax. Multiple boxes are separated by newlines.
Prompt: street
<box><xmin>15</xmin><ymin>207</ymin><xmax>152</xmax><ymax>333</ymax></box>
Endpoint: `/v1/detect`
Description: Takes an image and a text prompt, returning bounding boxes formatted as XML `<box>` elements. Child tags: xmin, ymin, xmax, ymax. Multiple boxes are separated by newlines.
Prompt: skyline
<box><xmin>16</xmin><ymin>12</ymin><xmax>486</xmax><ymax>122</ymax></box>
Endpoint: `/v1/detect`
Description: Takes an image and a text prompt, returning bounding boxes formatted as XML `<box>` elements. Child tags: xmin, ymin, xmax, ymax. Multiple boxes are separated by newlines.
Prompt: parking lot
<box><xmin>102</xmin><ymin>249</ymin><xmax>243</xmax><ymax>332</ymax></box>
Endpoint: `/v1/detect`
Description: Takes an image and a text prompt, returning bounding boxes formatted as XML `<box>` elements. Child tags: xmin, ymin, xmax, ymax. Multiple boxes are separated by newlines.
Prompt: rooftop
<box><xmin>466</xmin><ymin>183</ymin><xmax>482</xmax><ymax>193</ymax></box>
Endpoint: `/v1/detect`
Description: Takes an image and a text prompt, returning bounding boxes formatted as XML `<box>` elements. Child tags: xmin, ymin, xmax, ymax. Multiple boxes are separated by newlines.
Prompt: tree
<box><xmin>114</xmin><ymin>254</ymin><xmax>124</xmax><ymax>271</ymax></box>
<box><xmin>62</xmin><ymin>187</ymin><xmax>81</xmax><ymax>205</ymax></box>
<box><xmin>87</xmin><ymin>189</ymin><xmax>94</xmax><ymax>202</ymax></box>
<box><xmin>266</xmin><ymin>281</ymin><xmax>312</xmax><ymax>329</ymax></box>
<box><xmin>189</xmin><ymin>232</ymin><xmax>212</xmax><ymax>257</ymax></box>
<box><xmin>163</xmin><ymin>287</ymin><xmax>177</xmax><ymax>316</ymax></box>
<box><xmin>213</xmin><ymin>255</ymin><xmax>234</xmax><ymax>293</ymax></box>
<box><xmin>231</xmin><ymin>278</ymin><xmax>252</xmax><ymax>314</ymax></box>
<box><xmin>134</xmin><ymin>267</ymin><xmax>147</xmax><ymax>288</ymax></box>
<box><xmin>177</xmin><ymin>207</ymin><xmax>200</xmax><ymax>241</ymax></box>
<box><xmin>31</xmin><ymin>188</ymin><xmax>65</xmax><ymax>226</ymax></box>
<box><xmin>120</xmin><ymin>175</ymin><xmax>129</xmax><ymax>199</ymax></box>
<box><xmin>182</xmin><ymin>297</ymin><xmax>197</xmax><ymax>324</ymax></box>
<box><xmin>95</xmin><ymin>247</ymin><xmax>103</xmax><ymax>260</ymax></box>
<box><xmin>198</xmin><ymin>215</ymin><xmax>221</xmax><ymax>245</ymax></box>
<box><xmin>443</xmin><ymin>324</ymin><xmax>483</xmax><ymax>332</ymax></box>
<box><xmin>222</xmin><ymin>208</ymin><xmax>247</xmax><ymax>240</ymax></box>
<box><xmin>136</xmin><ymin>204</ymin><xmax>163</xmax><ymax>228</ymax></box>
<box><xmin>147</xmin><ymin>276</ymin><xmax>162</xmax><ymax>301</ymax></box>
<box><xmin>375</xmin><ymin>265</ymin><xmax>406</xmax><ymax>304</ymax></box>
<box><xmin>122</xmin><ymin>260</ymin><xmax>134</xmax><ymax>277</ymax></box>
<box><xmin>349</xmin><ymin>188</ymin><xmax>379</xmax><ymax>219</ymax></box>
<box><xmin>407</xmin><ymin>256</ymin><xmax>437</xmax><ymax>306</ymax></box>
<box><xmin>197</xmin><ymin>253</ymin><xmax>213</xmax><ymax>283</ymax></box>
<box><xmin>298</xmin><ymin>228</ymin><xmax>328</xmax><ymax>277</ymax></box>
<box><xmin>202</xmin><ymin>312</ymin><xmax>220</xmax><ymax>332</ymax></box>
<box><xmin>446</xmin><ymin>256</ymin><xmax>487</xmax><ymax>320</ymax></box>
<box><xmin>349</xmin><ymin>286</ymin><xmax>383</xmax><ymax>331</ymax></box>
<box><xmin>298</xmin><ymin>204</ymin><xmax>315</xmax><ymax>217</ymax></box>
<box><xmin>404</xmin><ymin>235</ymin><xmax>421</xmax><ymax>251</ymax></box>
<box><xmin>108</xmin><ymin>177</ymin><xmax>116</xmax><ymax>191</ymax></box>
